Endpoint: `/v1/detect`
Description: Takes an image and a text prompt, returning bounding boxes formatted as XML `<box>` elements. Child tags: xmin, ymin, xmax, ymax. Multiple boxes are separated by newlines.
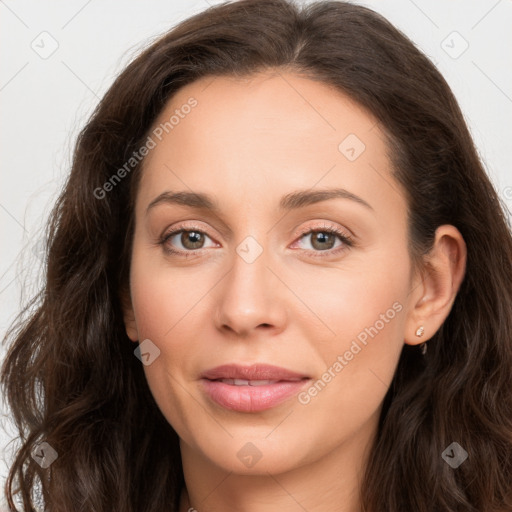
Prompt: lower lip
<box><xmin>201</xmin><ymin>379</ymin><xmax>310</xmax><ymax>412</ymax></box>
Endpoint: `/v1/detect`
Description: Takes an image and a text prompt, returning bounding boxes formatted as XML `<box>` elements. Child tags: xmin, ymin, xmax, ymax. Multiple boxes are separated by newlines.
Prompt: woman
<box><xmin>2</xmin><ymin>0</ymin><xmax>511</xmax><ymax>510</ymax></box>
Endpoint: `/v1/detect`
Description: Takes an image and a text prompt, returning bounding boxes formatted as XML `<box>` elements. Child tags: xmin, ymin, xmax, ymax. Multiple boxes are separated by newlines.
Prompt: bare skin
<box><xmin>123</xmin><ymin>70</ymin><xmax>467</xmax><ymax>512</ymax></box>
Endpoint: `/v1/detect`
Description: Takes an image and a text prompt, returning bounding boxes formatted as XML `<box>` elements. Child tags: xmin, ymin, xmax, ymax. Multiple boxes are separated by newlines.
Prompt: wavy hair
<box><xmin>2</xmin><ymin>0</ymin><xmax>512</xmax><ymax>510</ymax></box>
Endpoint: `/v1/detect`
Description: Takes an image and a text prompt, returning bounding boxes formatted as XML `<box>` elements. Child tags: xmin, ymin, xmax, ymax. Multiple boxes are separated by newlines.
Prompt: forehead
<box><xmin>149</xmin><ymin>70</ymin><xmax>381</xmax><ymax>157</ymax></box>
<box><xmin>136</xmin><ymin>70</ymin><xmax>406</xmax><ymax>224</ymax></box>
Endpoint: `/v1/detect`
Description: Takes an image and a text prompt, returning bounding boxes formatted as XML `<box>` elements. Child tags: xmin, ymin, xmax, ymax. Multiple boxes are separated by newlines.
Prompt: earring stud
<box><xmin>416</xmin><ymin>325</ymin><xmax>427</xmax><ymax>355</ymax></box>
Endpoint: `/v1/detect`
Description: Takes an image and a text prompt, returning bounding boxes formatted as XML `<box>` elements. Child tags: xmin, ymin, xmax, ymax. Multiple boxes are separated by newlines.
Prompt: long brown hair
<box><xmin>2</xmin><ymin>1</ymin><xmax>511</xmax><ymax>510</ymax></box>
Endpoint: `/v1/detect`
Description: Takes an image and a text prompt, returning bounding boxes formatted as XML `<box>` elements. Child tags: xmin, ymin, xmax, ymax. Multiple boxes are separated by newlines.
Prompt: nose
<box><xmin>213</xmin><ymin>237</ymin><xmax>288</xmax><ymax>338</ymax></box>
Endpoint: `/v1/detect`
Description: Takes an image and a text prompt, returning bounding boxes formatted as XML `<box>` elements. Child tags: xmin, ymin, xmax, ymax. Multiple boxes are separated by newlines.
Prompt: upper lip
<box><xmin>200</xmin><ymin>364</ymin><xmax>310</xmax><ymax>381</ymax></box>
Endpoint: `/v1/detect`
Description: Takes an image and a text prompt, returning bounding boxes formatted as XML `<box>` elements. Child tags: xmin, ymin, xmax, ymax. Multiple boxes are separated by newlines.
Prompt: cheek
<box><xmin>128</xmin><ymin>281</ymin><xmax>204</xmax><ymax>442</ymax></box>
<box><xmin>128</xmin><ymin>244</ymin><xmax>227</xmax><ymax>433</ymax></box>
<box><xmin>292</xmin><ymin>255</ymin><xmax>408</xmax><ymax>415</ymax></box>
<box><xmin>294</xmin><ymin>256</ymin><xmax>408</xmax><ymax>351</ymax></box>
<box><xmin>129</xmin><ymin>242</ymin><xmax>214</xmax><ymax>340</ymax></box>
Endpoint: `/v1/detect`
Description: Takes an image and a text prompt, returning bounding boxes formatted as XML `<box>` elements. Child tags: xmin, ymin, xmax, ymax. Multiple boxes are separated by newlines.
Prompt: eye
<box><xmin>159</xmin><ymin>222</ymin><xmax>354</xmax><ymax>259</ymax></box>
<box><xmin>159</xmin><ymin>224</ymin><xmax>217</xmax><ymax>257</ymax></box>
<box><xmin>292</xmin><ymin>224</ymin><xmax>354</xmax><ymax>258</ymax></box>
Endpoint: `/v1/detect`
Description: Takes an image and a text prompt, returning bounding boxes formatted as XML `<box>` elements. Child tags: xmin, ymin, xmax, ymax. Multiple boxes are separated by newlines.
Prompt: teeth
<box><xmin>248</xmin><ymin>380</ymin><xmax>277</xmax><ymax>386</ymax></box>
<box><xmin>219</xmin><ymin>379</ymin><xmax>278</xmax><ymax>386</ymax></box>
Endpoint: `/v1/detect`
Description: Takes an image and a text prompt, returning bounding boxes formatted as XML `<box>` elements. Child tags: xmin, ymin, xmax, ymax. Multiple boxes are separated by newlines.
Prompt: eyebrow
<box><xmin>145</xmin><ymin>187</ymin><xmax>374</xmax><ymax>215</ymax></box>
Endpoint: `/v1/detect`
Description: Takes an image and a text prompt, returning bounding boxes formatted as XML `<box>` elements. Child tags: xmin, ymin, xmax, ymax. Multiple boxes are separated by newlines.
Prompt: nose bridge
<box><xmin>214</xmin><ymin>231</ymin><xmax>285</xmax><ymax>334</ymax></box>
<box><xmin>230</xmin><ymin>233</ymin><xmax>273</xmax><ymax>305</ymax></box>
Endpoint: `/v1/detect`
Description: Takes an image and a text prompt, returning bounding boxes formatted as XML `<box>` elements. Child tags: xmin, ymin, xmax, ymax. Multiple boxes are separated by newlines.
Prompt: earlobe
<box><xmin>119</xmin><ymin>289</ymin><xmax>139</xmax><ymax>342</ymax></box>
<box><xmin>405</xmin><ymin>225</ymin><xmax>467</xmax><ymax>346</ymax></box>
<box><xmin>124</xmin><ymin>309</ymin><xmax>139</xmax><ymax>342</ymax></box>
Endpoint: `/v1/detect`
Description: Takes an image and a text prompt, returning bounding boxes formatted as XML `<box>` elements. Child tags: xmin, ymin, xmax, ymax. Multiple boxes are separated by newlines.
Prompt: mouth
<box><xmin>212</xmin><ymin>378</ymin><xmax>301</xmax><ymax>386</ymax></box>
<box><xmin>200</xmin><ymin>364</ymin><xmax>311</xmax><ymax>413</ymax></box>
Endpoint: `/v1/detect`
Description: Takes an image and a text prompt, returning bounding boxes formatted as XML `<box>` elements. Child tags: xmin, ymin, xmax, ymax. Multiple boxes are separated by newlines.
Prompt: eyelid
<box><xmin>161</xmin><ymin>220</ymin><xmax>217</xmax><ymax>239</ymax></box>
<box><xmin>293</xmin><ymin>221</ymin><xmax>354</xmax><ymax>240</ymax></box>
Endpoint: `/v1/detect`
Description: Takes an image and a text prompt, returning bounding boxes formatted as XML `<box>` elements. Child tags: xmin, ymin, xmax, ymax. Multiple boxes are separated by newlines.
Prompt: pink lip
<box><xmin>200</xmin><ymin>363</ymin><xmax>309</xmax><ymax>381</ymax></box>
<box><xmin>200</xmin><ymin>364</ymin><xmax>311</xmax><ymax>413</ymax></box>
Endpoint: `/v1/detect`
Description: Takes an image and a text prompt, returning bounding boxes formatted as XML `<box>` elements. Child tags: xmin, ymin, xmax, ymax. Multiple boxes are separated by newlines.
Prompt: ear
<box><xmin>404</xmin><ymin>225</ymin><xmax>467</xmax><ymax>346</ymax></box>
<box><xmin>119</xmin><ymin>286</ymin><xmax>139</xmax><ymax>342</ymax></box>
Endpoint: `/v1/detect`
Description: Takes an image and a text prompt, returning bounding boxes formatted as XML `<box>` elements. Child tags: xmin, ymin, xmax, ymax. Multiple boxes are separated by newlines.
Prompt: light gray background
<box><xmin>1</xmin><ymin>0</ymin><xmax>511</xmax><ymax>508</ymax></box>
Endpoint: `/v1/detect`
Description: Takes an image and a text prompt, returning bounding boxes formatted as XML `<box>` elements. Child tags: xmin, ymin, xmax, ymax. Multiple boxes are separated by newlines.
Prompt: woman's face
<box><xmin>124</xmin><ymin>70</ymin><xmax>420</xmax><ymax>476</ymax></box>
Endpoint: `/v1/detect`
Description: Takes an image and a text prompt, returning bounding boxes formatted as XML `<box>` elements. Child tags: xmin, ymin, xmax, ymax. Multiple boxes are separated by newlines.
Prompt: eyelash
<box><xmin>159</xmin><ymin>223</ymin><xmax>354</xmax><ymax>259</ymax></box>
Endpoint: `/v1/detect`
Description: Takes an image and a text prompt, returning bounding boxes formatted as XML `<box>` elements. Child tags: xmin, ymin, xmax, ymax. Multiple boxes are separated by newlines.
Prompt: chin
<box><xmin>193</xmin><ymin>433</ymin><xmax>312</xmax><ymax>476</ymax></box>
